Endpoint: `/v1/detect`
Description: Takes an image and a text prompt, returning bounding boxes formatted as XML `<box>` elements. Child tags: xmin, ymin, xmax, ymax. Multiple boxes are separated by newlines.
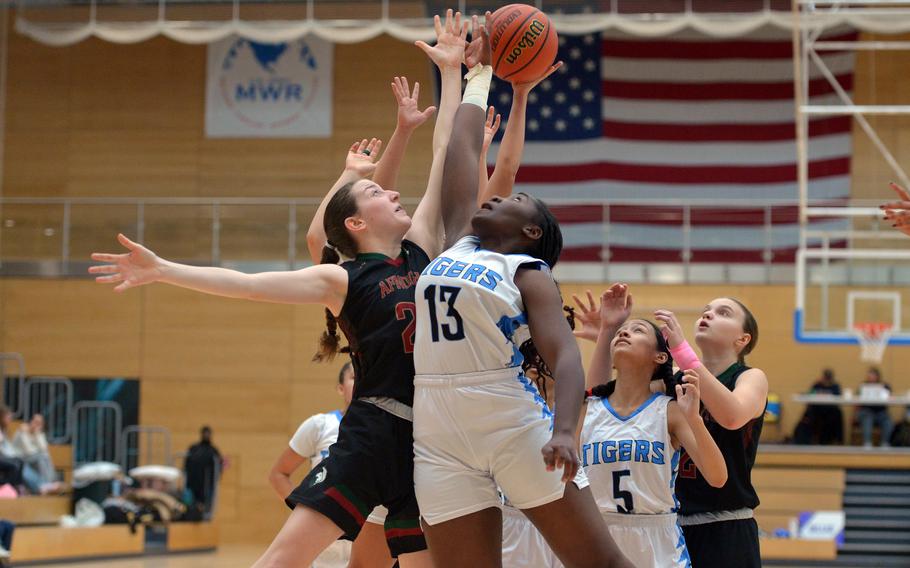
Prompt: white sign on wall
<box><xmin>798</xmin><ymin>511</ymin><xmax>846</xmax><ymax>545</ymax></box>
<box><xmin>205</xmin><ymin>36</ymin><xmax>333</xmax><ymax>138</ymax></box>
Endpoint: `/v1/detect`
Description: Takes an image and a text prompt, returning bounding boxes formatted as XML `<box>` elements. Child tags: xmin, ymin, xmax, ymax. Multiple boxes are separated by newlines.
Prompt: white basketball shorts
<box><xmin>413</xmin><ymin>367</ymin><xmax>587</xmax><ymax>525</ymax></box>
<box><xmin>603</xmin><ymin>511</ymin><xmax>691</xmax><ymax>568</ymax></box>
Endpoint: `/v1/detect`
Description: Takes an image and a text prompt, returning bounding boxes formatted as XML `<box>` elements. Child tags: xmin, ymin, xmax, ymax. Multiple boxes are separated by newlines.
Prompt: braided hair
<box><xmin>520</xmin><ymin>305</ymin><xmax>576</xmax><ymax>402</ymax></box>
<box><xmin>513</xmin><ymin>196</ymin><xmax>566</xmax><ymax>400</ymax></box>
<box><xmin>526</xmin><ymin>194</ymin><xmax>563</xmax><ymax>269</ymax></box>
<box><xmin>589</xmin><ymin>320</ymin><xmax>676</xmax><ymax>399</ymax></box>
<box><xmin>312</xmin><ymin>181</ymin><xmax>360</xmax><ymax>363</ymax></box>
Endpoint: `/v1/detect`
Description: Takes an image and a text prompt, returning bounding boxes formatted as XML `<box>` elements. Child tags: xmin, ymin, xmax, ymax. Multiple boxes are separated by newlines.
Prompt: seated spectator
<box><xmin>12</xmin><ymin>414</ymin><xmax>57</xmax><ymax>486</ymax></box>
<box><xmin>796</xmin><ymin>369</ymin><xmax>844</xmax><ymax>445</ymax></box>
<box><xmin>856</xmin><ymin>367</ymin><xmax>893</xmax><ymax>448</ymax></box>
<box><xmin>0</xmin><ymin>405</ymin><xmax>58</xmax><ymax>495</ymax></box>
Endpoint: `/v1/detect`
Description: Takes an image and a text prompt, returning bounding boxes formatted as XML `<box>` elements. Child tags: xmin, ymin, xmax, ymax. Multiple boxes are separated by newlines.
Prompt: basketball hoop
<box><xmin>853</xmin><ymin>322</ymin><xmax>893</xmax><ymax>363</ymax></box>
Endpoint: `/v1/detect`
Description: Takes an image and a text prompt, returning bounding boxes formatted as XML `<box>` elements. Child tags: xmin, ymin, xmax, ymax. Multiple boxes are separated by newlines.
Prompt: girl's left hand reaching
<box><xmin>512</xmin><ymin>61</ymin><xmax>564</xmax><ymax>94</ymax></box>
<box><xmin>882</xmin><ymin>182</ymin><xmax>910</xmax><ymax>237</ymax></box>
<box><xmin>464</xmin><ymin>13</ymin><xmax>492</xmax><ymax>68</ymax></box>
<box><xmin>482</xmin><ymin>105</ymin><xmax>502</xmax><ymax>152</ymax></box>
<box><xmin>654</xmin><ymin>309</ymin><xmax>685</xmax><ymax>348</ymax></box>
<box><xmin>344</xmin><ymin>138</ymin><xmax>382</xmax><ymax>178</ymax></box>
<box><xmin>415</xmin><ymin>9</ymin><xmax>468</xmax><ymax>71</ymax></box>
<box><xmin>392</xmin><ymin>76</ymin><xmax>436</xmax><ymax>131</ymax></box>
<box><xmin>676</xmin><ymin>370</ymin><xmax>702</xmax><ymax>422</ymax></box>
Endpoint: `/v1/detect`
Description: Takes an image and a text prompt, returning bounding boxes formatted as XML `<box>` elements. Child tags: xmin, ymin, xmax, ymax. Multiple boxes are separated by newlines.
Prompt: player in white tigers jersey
<box><xmin>410</xmin><ymin>25</ymin><xmax>630</xmax><ymax>566</ymax></box>
<box><xmin>578</xmin><ymin>285</ymin><xmax>728</xmax><ymax>568</ymax></box>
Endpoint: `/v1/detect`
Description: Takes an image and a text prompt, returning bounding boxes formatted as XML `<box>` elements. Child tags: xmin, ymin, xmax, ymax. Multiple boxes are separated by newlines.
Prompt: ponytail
<box><xmin>312</xmin><ymin>181</ymin><xmax>360</xmax><ymax>363</ymax></box>
<box><xmin>312</xmin><ymin>245</ymin><xmax>345</xmax><ymax>362</ymax></box>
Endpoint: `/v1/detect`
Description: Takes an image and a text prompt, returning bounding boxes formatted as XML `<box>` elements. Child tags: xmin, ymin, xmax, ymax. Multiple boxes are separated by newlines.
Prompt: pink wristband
<box><xmin>669</xmin><ymin>340</ymin><xmax>701</xmax><ymax>370</ymax></box>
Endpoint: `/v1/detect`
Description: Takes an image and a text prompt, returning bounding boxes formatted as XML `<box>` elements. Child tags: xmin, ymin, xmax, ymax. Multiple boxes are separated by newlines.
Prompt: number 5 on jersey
<box><xmin>423</xmin><ymin>284</ymin><xmax>465</xmax><ymax>342</ymax></box>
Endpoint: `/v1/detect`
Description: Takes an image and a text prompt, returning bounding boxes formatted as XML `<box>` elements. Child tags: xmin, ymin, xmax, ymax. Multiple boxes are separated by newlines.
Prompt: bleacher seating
<box><xmin>0</xmin><ymin>496</ymin><xmax>69</xmax><ymax>525</ymax></box>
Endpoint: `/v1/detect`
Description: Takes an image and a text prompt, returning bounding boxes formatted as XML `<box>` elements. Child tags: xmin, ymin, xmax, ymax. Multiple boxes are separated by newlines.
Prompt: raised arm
<box><xmin>654</xmin><ymin>309</ymin><xmax>768</xmax><ymax>431</ymax></box>
<box><xmin>438</xmin><ymin>14</ymin><xmax>494</xmax><ymax>248</ymax></box>
<box><xmin>477</xmin><ymin>106</ymin><xmax>501</xmax><ymax>203</ymax></box>
<box><xmin>478</xmin><ymin>63</ymin><xmax>562</xmax><ymax>205</ymax></box>
<box><xmin>882</xmin><ymin>182</ymin><xmax>910</xmax><ymax>238</ymax></box>
<box><xmin>668</xmin><ymin>370</ymin><xmax>728</xmax><ymax>488</ymax></box>
<box><xmin>305</xmin><ymin>139</ymin><xmax>381</xmax><ymax>262</ymax></box>
<box><xmin>585</xmin><ymin>284</ymin><xmax>632</xmax><ymax>391</ymax></box>
<box><xmin>90</xmin><ymin>234</ymin><xmax>347</xmax><ymax>314</ymax></box>
<box><xmin>404</xmin><ymin>10</ymin><xmax>467</xmax><ymax>257</ymax></box>
<box><xmin>517</xmin><ymin>267</ymin><xmax>584</xmax><ymax>482</ymax></box>
<box><xmin>372</xmin><ymin>76</ymin><xmax>437</xmax><ymax>191</ymax></box>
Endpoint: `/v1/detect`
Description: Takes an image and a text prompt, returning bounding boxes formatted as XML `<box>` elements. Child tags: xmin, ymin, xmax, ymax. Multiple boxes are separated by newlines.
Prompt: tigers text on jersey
<box><xmin>580</xmin><ymin>393</ymin><xmax>680</xmax><ymax>515</ymax></box>
<box><xmin>414</xmin><ymin>236</ymin><xmax>547</xmax><ymax>376</ymax></box>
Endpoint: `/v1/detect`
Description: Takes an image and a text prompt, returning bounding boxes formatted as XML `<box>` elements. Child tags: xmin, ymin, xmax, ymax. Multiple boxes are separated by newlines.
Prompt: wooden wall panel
<box><xmin>4</xmin><ymin>33</ymin><xmax>435</xmax><ymax>200</ymax></box>
<box><xmin>141</xmin><ymin>380</ymin><xmax>292</xmax><ymax>435</ymax></box>
<box><xmin>1</xmin><ymin>279</ymin><xmax>141</xmax><ymax>376</ymax></box>
<box><xmin>141</xmin><ymin>285</ymin><xmax>294</xmax><ymax>382</ymax></box>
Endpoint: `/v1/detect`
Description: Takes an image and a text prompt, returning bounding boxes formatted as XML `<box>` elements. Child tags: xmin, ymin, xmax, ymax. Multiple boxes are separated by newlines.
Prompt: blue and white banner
<box><xmin>205</xmin><ymin>36</ymin><xmax>333</xmax><ymax>138</ymax></box>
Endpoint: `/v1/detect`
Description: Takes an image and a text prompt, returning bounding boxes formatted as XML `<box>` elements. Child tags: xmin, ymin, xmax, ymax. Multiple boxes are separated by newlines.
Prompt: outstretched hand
<box><xmin>512</xmin><ymin>61</ymin><xmax>564</xmax><ymax>94</ymax></box>
<box><xmin>415</xmin><ymin>9</ymin><xmax>468</xmax><ymax>71</ymax></box>
<box><xmin>571</xmin><ymin>290</ymin><xmax>602</xmax><ymax>342</ymax></box>
<box><xmin>392</xmin><ymin>76</ymin><xmax>436</xmax><ymax>131</ymax></box>
<box><xmin>600</xmin><ymin>283</ymin><xmax>632</xmax><ymax>330</ymax></box>
<box><xmin>881</xmin><ymin>182</ymin><xmax>910</xmax><ymax>237</ymax></box>
<box><xmin>482</xmin><ymin>105</ymin><xmax>502</xmax><ymax>152</ymax></box>
<box><xmin>344</xmin><ymin>138</ymin><xmax>382</xmax><ymax>177</ymax></box>
<box><xmin>89</xmin><ymin>234</ymin><xmax>163</xmax><ymax>293</ymax></box>
<box><xmin>464</xmin><ymin>12</ymin><xmax>492</xmax><ymax>69</ymax></box>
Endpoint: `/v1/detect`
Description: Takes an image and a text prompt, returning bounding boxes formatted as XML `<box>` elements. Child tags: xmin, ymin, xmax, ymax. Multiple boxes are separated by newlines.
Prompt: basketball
<box><xmin>488</xmin><ymin>4</ymin><xmax>558</xmax><ymax>84</ymax></box>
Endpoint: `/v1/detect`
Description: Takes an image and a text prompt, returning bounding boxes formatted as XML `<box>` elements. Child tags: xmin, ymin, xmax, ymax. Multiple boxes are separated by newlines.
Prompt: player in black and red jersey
<box><xmin>90</xmin><ymin>11</ymin><xmax>471</xmax><ymax>568</ymax></box>
<box><xmin>656</xmin><ymin>300</ymin><xmax>765</xmax><ymax>568</ymax></box>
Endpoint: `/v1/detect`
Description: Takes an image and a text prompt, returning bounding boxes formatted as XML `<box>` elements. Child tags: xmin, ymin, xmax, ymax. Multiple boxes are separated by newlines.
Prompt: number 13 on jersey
<box><xmin>423</xmin><ymin>284</ymin><xmax>465</xmax><ymax>342</ymax></box>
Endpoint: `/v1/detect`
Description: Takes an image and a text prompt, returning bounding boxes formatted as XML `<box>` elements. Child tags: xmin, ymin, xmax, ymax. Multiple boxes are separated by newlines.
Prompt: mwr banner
<box><xmin>206</xmin><ymin>36</ymin><xmax>333</xmax><ymax>138</ymax></box>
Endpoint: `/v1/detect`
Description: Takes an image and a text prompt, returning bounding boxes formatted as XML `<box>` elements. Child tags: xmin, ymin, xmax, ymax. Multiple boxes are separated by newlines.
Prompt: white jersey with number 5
<box><xmin>581</xmin><ymin>393</ymin><xmax>679</xmax><ymax>515</ymax></box>
<box><xmin>581</xmin><ymin>393</ymin><xmax>691</xmax><ymax>568</ymax></box>
<box><xmin>414</xmin><ymin>235</ymin><xmax>546</xmax><ymax>375</ymax></box>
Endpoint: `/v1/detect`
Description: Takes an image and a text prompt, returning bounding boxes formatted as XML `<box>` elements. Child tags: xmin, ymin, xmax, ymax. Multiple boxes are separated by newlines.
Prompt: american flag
<box><xmin>484</xmin><ymin>29</ymin><xmax>856</xmax><ymax>263</ymax></box>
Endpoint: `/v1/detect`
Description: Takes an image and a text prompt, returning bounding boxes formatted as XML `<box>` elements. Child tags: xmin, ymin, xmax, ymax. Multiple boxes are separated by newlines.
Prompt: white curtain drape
<box><xmin>15</xmin><ymin>9</ymin><xmax>910</xmax><ymax>46</ymax></box>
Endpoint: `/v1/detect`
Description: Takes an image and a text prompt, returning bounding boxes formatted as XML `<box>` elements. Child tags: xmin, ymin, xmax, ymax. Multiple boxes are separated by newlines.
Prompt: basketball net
<box><xmin>853</xmin><ymin>323</ymin><xmax>893</xmax><ymax>363</ymax></box>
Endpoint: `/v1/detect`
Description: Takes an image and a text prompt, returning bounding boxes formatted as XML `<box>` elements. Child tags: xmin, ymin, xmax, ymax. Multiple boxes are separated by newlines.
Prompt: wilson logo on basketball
<box><xmin>505</xmin><ymin>19</ymin><xmax>546</xmax><ymax>64</ymax></box>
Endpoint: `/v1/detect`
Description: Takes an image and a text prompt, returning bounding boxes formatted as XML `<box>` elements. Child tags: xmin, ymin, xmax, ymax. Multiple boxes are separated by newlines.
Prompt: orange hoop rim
<box><xmin>853</xmin><ymin>322</ymin><xmax>893</xmax><ymax>340</ymax></box>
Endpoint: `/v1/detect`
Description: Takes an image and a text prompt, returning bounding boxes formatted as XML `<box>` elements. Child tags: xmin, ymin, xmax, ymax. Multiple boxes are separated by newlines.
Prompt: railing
<box><xmin>72</xmin><ymin>400</ymin><xmax>123</xmax><ymax>467</ymax></box>
<box><xmin>0</xmin><ymin>196</ymin><xmax>902</xmax><ymax>284</ymax></box>
<box><xmin>23</xmin><ymin>376</ymin><xmax>74</xmax><ymax>444</ymax></box>
<box><xmin>120</xmin><ymin>425</ymin><xmax>172</xmax><ymax>472</ymax></box>
<box><xmin>0</xmin><ymin>353</ymin><xmax>25</xmax><ymax>419</ymax></box>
